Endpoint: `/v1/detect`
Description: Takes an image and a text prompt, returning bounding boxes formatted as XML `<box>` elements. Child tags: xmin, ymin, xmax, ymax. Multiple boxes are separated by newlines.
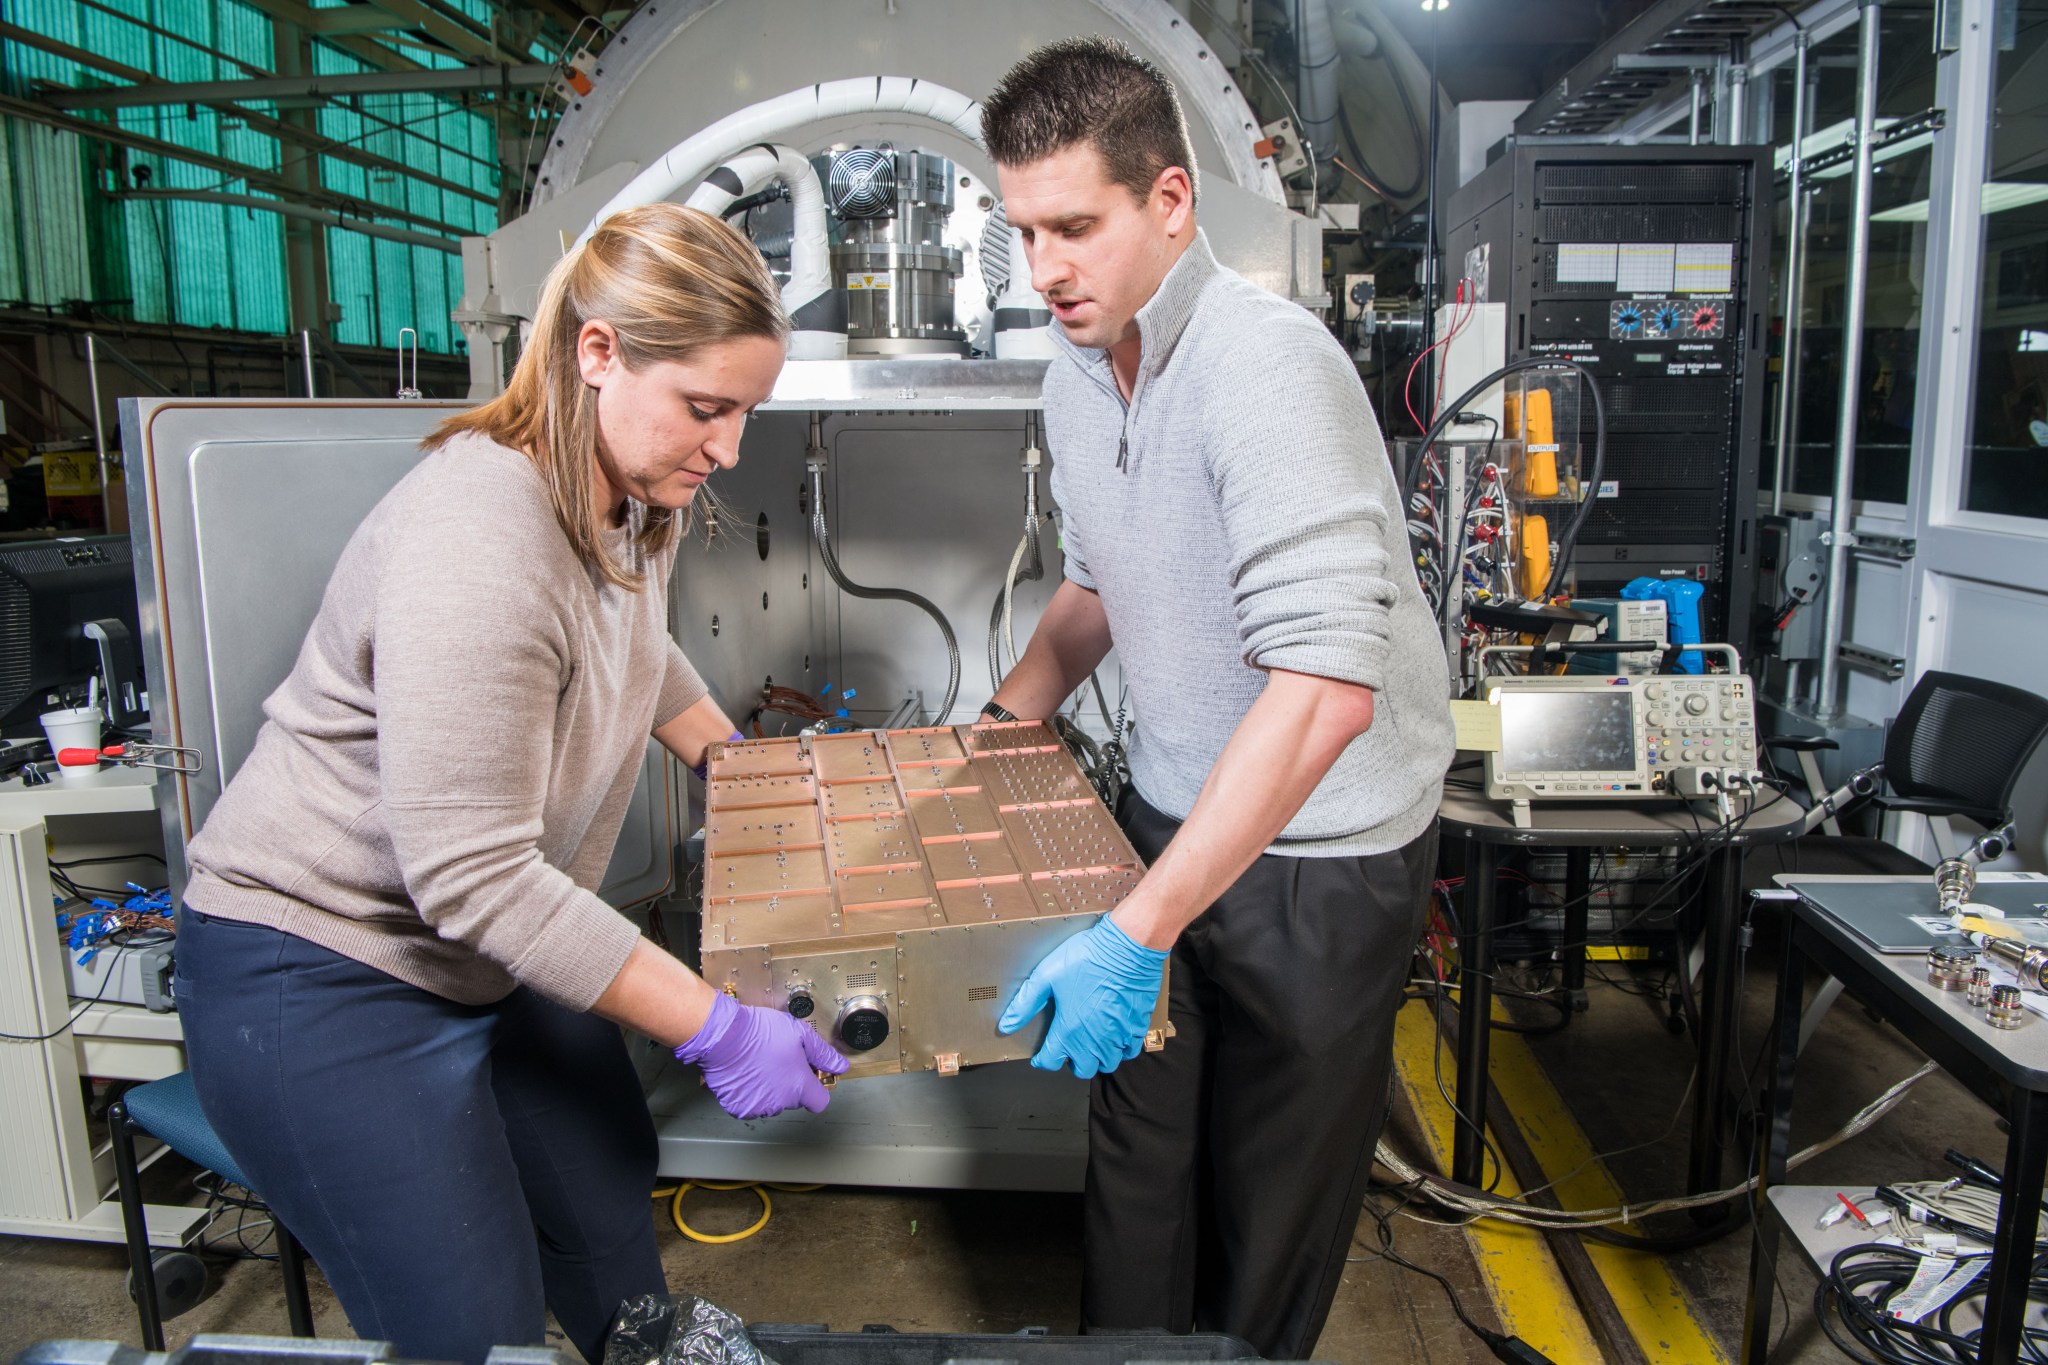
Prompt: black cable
<box><xmin>1418</xmin><ymin>0</ymin><xmax>1442</xmax><ymax>410</ymax></box>
<box><xmin>1353</xmin><ymin>1184</ymin><xmax>1558</xmax><ymax>1363</ymax></box>
<box><xmin>1338</xmin><ymin>98</ymin><xmax>1422</xmax><ymax>201</ymax></box>
<box><xmin>0</xmin><ymin>945</ymin><xmax>128</xmax><ymax>1041</ymax></box>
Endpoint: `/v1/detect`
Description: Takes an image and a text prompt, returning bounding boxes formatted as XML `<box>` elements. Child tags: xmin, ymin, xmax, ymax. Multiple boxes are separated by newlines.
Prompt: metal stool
<box><xmin>109</xmin><ymin>1071</ymin><xmax>315</xmax><ymax>1348</ymax></box>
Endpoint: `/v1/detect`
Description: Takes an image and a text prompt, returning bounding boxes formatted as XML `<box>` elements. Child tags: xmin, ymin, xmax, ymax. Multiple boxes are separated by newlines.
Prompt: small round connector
<box><xmin>1988</xmin><ymin>984</ymin><xmax>2027</xmax><ymax>1030</ymax></box>
<box><xmin>786</xmin><ymin>992</ymin><xmax>815</xmax><ymax>1020</ymax></box>
<box><xmin>1968</xmin><ymin>966</ymin><xmax>1995</xmax><ymax>1007</ymax></box>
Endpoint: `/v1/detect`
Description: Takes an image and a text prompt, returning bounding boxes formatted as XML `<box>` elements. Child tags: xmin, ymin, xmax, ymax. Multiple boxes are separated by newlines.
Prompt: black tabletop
<box><xmin>1438</xmin><ymin>782</ymin><xmax>1807</xmax><ymax>848</ymax></box>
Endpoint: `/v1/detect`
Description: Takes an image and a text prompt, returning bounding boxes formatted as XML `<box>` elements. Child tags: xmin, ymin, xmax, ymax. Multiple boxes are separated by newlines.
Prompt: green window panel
<box><xmin>3</xmin><ymin>0</ymin><xmax>497</xmax><ymax>352</ymax></box>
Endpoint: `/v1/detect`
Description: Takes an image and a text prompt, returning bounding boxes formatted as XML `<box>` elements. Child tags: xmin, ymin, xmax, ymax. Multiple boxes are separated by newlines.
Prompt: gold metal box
<box><xmin>699</xmin><ymin>722</ymin><xmax>1169</xmax><ymax>1078</ymax></box>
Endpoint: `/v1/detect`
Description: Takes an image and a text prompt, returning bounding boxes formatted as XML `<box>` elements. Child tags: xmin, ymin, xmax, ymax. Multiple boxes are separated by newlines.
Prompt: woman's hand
<box><xmin>673</xmin><ymin>992</ymin><xmax>850</xmax><ymax>1119</ymax></box>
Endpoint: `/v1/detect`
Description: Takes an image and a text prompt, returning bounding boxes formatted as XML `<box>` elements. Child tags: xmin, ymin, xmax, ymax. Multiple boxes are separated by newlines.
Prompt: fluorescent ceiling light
<box><xmin>1870</xmin><ymin>181</ymin><xmax>2048</xmax><ymax>223</ymax></box>
<box><xmin>1421</xmin><ymin>0</ymin><xmax>1448</xmax><ymax>9</ymax></box>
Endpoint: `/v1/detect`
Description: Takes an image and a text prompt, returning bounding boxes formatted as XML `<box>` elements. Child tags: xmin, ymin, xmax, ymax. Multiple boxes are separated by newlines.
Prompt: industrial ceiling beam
<box><xmin>0</xmin><ymin>93</ymin><xmax>481</xmax><ymax>240</ymax></box>
<box><xmin>1513</xmin><ymin>0</ymin><xmax>1800</xmax><ymax>136</ymax></box>
<box><xmin>5</xmin><ymin>24</ymin><xmax>499</xmax><ymax>206</ymax></box>
<box><xmin>43</xmin><ymin>64</ymin><xmax>555</xmax><ymax>109</ymax></box>
<box><xmin>230</xmin><ymin>0</ymin><xmax>428</xmax><ymax>74</ymax></box>
<box><xmin>346</xmin><ymin>0</ymin><xmax>504</xmax><ymax>64</ymax></box>
<box><xmin>119</xmin><ymin>188</ymin><xmax>460</xmax><ymax>253</ymax></box>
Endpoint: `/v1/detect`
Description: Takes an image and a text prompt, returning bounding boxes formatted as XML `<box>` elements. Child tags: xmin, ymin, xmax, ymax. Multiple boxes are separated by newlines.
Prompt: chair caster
<box><xmin>129</xmin><ymin>1249</ymin><xmax>208</xmax><ymax>1320</ymax></box>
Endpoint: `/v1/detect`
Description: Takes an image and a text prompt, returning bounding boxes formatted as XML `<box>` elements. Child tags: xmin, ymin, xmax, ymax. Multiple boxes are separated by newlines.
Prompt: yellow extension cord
<box><xmin>650</xmin><ymin>1181</ymin><xmax>824</xmax><ymax>1244</ymax></box>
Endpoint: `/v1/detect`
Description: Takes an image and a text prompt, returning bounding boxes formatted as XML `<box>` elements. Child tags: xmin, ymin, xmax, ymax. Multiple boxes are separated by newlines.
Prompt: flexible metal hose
<box><xmin>986</xmin><ymin>434</ymin><xmax>1047</xmax><ymax>690</ymax></box>
<box><xmin>809</xmin><ymin>460</ymin><xmax>961</xmax><ymax>722</ymax></box>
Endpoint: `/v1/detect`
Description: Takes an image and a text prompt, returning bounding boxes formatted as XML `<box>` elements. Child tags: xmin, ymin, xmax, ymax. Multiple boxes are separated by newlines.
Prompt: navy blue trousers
<box><xmin>174</xmin><ymin>907</ymin><xmax>666</xmax><ymax>1365</ymax></box>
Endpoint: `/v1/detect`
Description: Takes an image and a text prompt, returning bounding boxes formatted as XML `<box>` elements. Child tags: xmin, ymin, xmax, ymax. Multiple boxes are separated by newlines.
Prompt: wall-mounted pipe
<box><xmin>579</xmin><ymin>77</ymin><xmax>985</xmax><ymax>247</ymax></box>
<box><xmin>1770</xmin><ymin>31</ymin><xmax>1813</xmax><ymax>516</ymax></box>
<box><xmin>1814</xmin><ymin>0</ymin><xmax>1882</xmax><ymax>720</ymax></box>
<box><xmin>686</xmin><ymin>143</ymin><xmax>846</xmax><ymax>361</ymax></box>
<box><xmin>1296</xmin><ymin>0</ymin><xmax>1341</xmax><ymax>165</ymax></box>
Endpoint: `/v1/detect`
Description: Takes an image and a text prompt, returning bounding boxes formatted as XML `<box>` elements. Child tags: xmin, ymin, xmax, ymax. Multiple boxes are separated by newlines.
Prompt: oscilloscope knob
<box><xmin>1683</xmin><ymin>695</ymin><xmax>1709</xmax><ymax>716</ymax></box>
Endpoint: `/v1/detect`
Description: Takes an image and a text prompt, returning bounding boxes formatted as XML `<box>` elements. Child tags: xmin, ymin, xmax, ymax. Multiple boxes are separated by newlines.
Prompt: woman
<box><xmin>174</xmin><ymin>204</ymin><xmax>846</xmax><ymax>1365</ymax></box>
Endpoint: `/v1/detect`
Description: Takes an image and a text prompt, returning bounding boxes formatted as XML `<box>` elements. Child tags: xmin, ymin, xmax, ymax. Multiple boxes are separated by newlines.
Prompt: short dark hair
<box><xmin>981</xmin><ymin>37</ymin><xmax>1198</xmax><ymax>206</ymax></box>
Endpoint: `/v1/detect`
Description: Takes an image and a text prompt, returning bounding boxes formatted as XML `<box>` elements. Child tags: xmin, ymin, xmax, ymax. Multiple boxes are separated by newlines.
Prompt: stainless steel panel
<box><xmin>895</xmin><ymin>913</ymin><xmax>1094</xmax><ymax>1071</ymax></box>
<box><xmin>120</xmin><ymin>398</ymin><xmax>673</xmax><ymax>907</ymax></box>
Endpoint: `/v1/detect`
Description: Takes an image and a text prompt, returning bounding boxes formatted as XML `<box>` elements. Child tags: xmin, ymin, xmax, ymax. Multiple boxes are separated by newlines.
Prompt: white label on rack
<box><xmin>1556</xmin><ymin>243</ymin><xmax>1617</xmax><ymax>283</ymax></box>
<box><xmin>1675</xmin><ymin>243</ymin><xmax>1735</xmax><ymax>293</ymax></box>
<box><xmin>1597</xmin><ymin>481</ymin><xmax>1620</xmax><ymax>498</ymax></box>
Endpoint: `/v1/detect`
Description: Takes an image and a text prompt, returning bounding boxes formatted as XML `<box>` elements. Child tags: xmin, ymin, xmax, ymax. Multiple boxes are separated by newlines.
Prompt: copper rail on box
<box><xmin>700</xmin><ymin>722</ymin><xmax>1172</xmax><ymax>1078</ymax></box>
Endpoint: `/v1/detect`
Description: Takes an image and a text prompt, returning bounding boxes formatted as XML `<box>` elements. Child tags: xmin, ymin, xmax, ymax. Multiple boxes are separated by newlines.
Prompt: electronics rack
<box><xmin>1443</xmin><ymin>144</ymin><xmax>1773</xmax><ymax>648</ymax></box>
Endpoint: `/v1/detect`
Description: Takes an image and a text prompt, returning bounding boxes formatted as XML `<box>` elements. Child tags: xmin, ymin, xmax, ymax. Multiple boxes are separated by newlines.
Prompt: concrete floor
<box><xmin>0</xmin><ymin>932</ymin><xmax>2015</xmax><ymax>1365</ymax></box>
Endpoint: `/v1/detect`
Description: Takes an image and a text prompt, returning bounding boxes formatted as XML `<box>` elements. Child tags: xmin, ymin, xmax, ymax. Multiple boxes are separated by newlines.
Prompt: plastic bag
<box><xmin>605</xmin><ymin>1294</ymin><xmax>777</xmax><ymax>1365</ymax></box>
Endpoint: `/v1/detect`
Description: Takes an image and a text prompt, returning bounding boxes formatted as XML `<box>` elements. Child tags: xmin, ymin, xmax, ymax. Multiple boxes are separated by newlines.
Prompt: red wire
<box><xmin>1402</xmin><ymin>279</ymin><xmax>1477</xmax><ymax>436</ymax></box>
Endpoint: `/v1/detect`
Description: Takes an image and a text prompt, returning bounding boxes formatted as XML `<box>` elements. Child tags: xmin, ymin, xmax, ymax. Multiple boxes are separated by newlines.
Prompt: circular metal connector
<box><xmin>836</xmin><ymin>995</ymin><xmax>891</xmax><ymax>1052</ymax></box>
<box><xmin>786</xmin><ymin>991</ymin><xmax>815</xmax><ymax>1020</ymax></box>
<box><xmin>1928</xmin><ymin>943</ymin><xmax>1980</xmax><ymax>991</ymax></box>
<box><xmin>1968</xmin><ymin>966</ymin><xmax>1995</xmax><ymax>1007</ymax></box>
<box><xmin>1988</xmin><ymin>983</ymin><xmax>2027</xmax><ymax>1030</ymax></box>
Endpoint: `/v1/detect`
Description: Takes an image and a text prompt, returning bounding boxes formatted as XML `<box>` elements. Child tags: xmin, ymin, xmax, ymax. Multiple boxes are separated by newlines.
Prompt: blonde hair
<box><xmin>432</xmin><ymin>203</ymin><xmax>789</xmax><ymax>590</ymax></box>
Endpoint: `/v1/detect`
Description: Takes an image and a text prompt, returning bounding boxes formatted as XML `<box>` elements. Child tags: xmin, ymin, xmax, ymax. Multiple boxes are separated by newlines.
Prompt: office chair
<box><xmin>1749</xmin><ymin>669</ymin><xmax>2048</xmax><ymax>886</ymax></box>
<box><xmin>108</xmin><ymin>1070</ymin><xmax>315</xmax><ymax>1348</ymax></box>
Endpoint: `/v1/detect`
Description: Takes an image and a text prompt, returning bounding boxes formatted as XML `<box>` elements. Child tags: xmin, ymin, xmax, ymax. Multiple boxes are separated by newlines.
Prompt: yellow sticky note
<box><xmin>1450</xmin><ymin>699</ymin><xmax>1501</xmax><ymax>752</ymax></box>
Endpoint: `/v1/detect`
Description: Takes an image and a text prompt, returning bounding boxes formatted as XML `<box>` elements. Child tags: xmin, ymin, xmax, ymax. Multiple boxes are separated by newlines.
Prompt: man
<box><xmin>980</xmin><ymin>38</ymin><xmax>1456</xmax><ymax>1359</ymax></box>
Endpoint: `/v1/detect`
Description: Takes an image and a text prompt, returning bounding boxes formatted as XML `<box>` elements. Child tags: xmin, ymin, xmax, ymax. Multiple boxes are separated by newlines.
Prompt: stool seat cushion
<box><xmin>122</xmin><ymin>1071</ymin><xmax>253</xmax><ymax>1193</ymax></box>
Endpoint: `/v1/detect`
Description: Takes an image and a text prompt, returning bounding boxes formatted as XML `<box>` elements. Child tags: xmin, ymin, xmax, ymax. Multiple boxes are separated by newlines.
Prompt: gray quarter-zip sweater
<box><xmin>1045</xmin><ymin>230</ymin><xmax>1453</xmax><ymax>856</ymax></box>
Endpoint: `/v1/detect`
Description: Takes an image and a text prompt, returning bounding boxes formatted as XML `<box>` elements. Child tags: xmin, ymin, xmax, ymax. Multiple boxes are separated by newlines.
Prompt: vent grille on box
<box><xmin>967</xmin><ymin>985</ymin><xmax>997</xmax><ymax>1002</ymax></box>
<box><xmin>1536</xmin><ymin>164</ymin><xmax>1745</xmax><ymax>205</ymax></box>
<box><xmin>0</xmin><ymin>579</ymin><xmax>32</xmax><ymax>717</ymax></box>
<box><xmin>1602</xmin><ymin>379</ymin><xmax>1732</xmax><ymax>432</ymax></box>
<box><xmin>1567</xmin><ymin>492</ymin><xmax>1726</xmax><ymax>544</ymax></box>
<box><xmin>1535</xmin><ymin>205</ymin><xmax>1741</xmax><ymax>242</ymax></box>
<box><xmin>845</xmin><ymin>971</ymin><xmax>877</xmax><ymax>989</ymax></box>
<box><xmin>1596</xmin><ymin>435</ymin><xmax>1731</xmax><ymax>489</ymax></box>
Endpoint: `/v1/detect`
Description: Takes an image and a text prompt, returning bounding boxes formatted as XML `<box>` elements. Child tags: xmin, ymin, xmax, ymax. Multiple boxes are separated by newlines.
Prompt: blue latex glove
<box><xmin>674</xmin><ymin>991</ymin><xmax>850</xmax><ymax>1119</ymax></box>
<box><xmin>998</xmin><ymin>917</ymin><xmax>1169</xmax><ymax>1079</ymax></box>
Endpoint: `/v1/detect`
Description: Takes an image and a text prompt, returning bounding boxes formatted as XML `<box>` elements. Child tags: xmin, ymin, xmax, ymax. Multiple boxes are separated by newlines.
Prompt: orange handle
<box><xmin>57</xmin><ymin>747</ymin><xmax>104</xmax><ymax>765</ymax></box>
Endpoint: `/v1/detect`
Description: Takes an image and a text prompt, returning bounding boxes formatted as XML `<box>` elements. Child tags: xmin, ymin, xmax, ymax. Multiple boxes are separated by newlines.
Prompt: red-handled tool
<box><xmin>55</xmin><ymin>742</ymin><xmax>201</xmax><ymax>775</ymax></box>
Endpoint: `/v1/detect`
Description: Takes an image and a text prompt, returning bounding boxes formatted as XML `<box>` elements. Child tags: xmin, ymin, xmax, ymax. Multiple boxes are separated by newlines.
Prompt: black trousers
<box><xmin>1083</xmin><ymin>791</ymin><xmax>1437</xmax><ymax>1360</ymax></box>
<box><xmin>175</xmin><ymin>907</ymin><xmax>666</xmax><ymax>1365</ymax></box>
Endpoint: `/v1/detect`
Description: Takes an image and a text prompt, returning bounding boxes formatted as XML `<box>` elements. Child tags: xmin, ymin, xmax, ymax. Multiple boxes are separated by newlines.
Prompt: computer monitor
<box><xmin>0</xmin><ymin>535</ymin><xmax>147</xmax><ymax>737</ymax></box>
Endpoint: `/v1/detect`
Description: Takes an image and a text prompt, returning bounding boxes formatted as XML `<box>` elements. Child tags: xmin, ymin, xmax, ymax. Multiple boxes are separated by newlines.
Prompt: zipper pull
<box><xmin>1116</xmin><ymin>432</ymin><xmax>1129</xmax><ymax>471</ymax></box>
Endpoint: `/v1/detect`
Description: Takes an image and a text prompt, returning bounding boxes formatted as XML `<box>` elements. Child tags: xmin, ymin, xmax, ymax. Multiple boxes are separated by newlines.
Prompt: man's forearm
<box><xmin>1110</xmin><ymin>669</ymin><xmax>1375</xmax><ymax>950</ymax></box>
<box><xmin>990</xmin><ymin>580</ymin><xmax>1113</xmax><ymax>720</ymax></box>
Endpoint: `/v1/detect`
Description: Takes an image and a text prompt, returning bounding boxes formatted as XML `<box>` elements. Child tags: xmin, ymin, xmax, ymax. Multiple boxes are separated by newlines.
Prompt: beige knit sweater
<box><xmin>184</xmin><ymin>433</ymin><xmax>707</xmax><ymax>1010</ymax></box>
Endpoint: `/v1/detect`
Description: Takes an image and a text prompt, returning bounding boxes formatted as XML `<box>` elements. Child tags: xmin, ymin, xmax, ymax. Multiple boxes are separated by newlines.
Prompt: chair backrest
<box><xmin>1886</xmin><ymin>670</ymin><xmax>2048</xmax><ymax>825</ymax></box>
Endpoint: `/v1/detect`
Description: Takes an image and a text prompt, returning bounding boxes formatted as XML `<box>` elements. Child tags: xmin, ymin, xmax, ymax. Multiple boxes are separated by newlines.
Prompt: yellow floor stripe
<box><xmin>1389</xmin><ymin>999</ymin><xmax>1604</xmax><ymax>1362</ymax></box>
<box><xmin>1483</xmin><ymin>1016</ymin><xmax>1732</xmax><ymax>1365</ymax></box>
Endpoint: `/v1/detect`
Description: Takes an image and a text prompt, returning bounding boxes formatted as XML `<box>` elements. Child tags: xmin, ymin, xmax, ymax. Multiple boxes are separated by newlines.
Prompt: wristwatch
<box><xmin>979</xmin><ymin>701</ymin><xmax>1019</xmax><ymax>723</ymax></box>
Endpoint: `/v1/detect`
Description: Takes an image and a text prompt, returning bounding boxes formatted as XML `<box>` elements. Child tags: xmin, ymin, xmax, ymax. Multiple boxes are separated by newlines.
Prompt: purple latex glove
<box><xmin>674</xmin><ymin>992</ymin><xmax>849</xmax><ymax>1119</ymax></box>
<box><xmin>690</xmin><ymin>731</ymin><xmax>748</xmax><ymax>782</ymax></box>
